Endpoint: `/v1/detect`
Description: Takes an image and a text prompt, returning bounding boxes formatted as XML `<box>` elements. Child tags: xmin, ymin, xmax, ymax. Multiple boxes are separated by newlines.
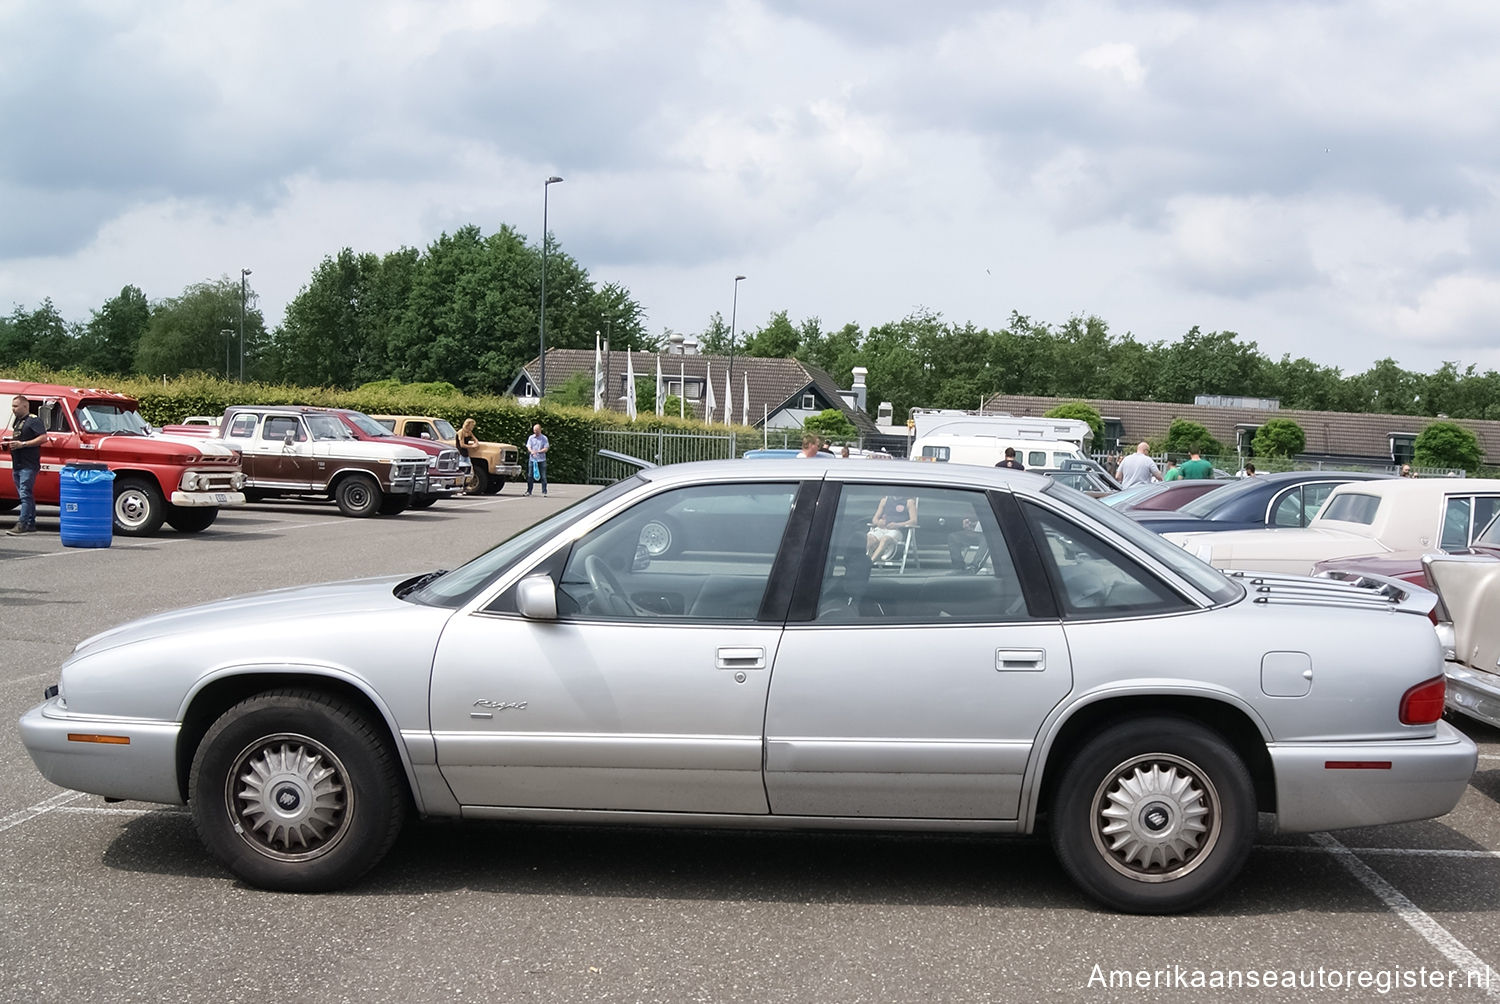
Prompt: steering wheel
<box><xmin>583</xmin><ymin>554</ymin><xmax>640</xmax><ymax>616</ymax></box>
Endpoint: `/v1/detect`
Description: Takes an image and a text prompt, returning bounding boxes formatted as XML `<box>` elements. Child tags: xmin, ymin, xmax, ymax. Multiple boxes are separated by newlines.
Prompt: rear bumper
<box><xmin>169</xmin><ymin>490</ymin><xmax>246</xmax><ymax>508</ymax></box>
<box><xmin>1269</xmin><ymin>720</ymin><xmax>1476</xmax><ymax>832</ymax></box>
<box><xmin>18</xmin><ymin>697</ymin><xmax>184</xmax><ymax>805</ymax></box>
<box><xmin>1445</xmin><ymin>660</ymin><xmax>1500</xmax><ymax>729</ymax></box>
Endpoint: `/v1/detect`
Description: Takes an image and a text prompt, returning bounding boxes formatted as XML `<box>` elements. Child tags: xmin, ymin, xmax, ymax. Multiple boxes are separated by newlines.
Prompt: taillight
<box><xmin>1399</xmin><ymin>676</ymin><xmax>1446</xmax><ymax>725</ymax></box>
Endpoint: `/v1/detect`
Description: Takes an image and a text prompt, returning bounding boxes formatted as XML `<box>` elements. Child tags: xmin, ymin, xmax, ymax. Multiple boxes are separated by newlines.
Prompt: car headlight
<box><xmin>181</xmin><ymin>473</ymin><xmax>200</xmax><ymax>490</ymax></box>
<box><xmin>231</xmin><ymin>473</ymin><xmax>247</xmax><ymax>490</ymax></box>
<box><xmin>427</xmin><ymin>456</ymin><xmax>438</xmax><ymax>469</ymax></box>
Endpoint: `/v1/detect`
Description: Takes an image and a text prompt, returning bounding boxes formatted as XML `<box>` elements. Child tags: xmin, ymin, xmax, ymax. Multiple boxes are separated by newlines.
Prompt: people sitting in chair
<box><xmin>866</xmin><ymin>493</ymin><xmax>917</xmax><ymax>563</ymax></box>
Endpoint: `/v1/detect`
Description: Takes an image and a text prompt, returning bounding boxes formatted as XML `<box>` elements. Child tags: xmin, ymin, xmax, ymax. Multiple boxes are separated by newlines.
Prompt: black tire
<box><xmin>112</xmin><ymin>475</ymin><xmax>166</xmax><ymax>535</ymax></box>
<box><xmin>188</xmin><ymin>689</ymin><xmax>406</xmax><ymax>892</ymax></box>
<box><xmin>467</xmin><ymin>462</ymin><xmax>490</xmax><ymax>496</ymax></box>
<box><xmin>377</xmin><ymin>495</ymin><xmax>409</xmax><ymax>516</ymax></box>
<box><xmin>333</xmin><ymin>474</ymin><xmax>381</xmax><ymax>518</ymax></box>
<box><xmin>408</xmin><ymin>494</ymin><xmax>437</xmax><ymax>510</ymax></box>
<box><xmin>165</xmin><ymin>505</ymin><xmax>219</xmax><ymax>533</ymax></box>
<box><xmin>1049</xmin><ymin>716</ymin><xmax>1256</xmax><ymax>914</ymax></box>
<box><xmin>243</xmin><ymin>489</ymin><xmax>269</xmax><ymax>504</ymax></box>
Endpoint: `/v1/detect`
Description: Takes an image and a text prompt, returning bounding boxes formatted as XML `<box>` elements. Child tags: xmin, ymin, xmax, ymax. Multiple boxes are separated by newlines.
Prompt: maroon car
<box><xmin>1100</xmin><ymin>479</ymin><xmax>1228</xmax><ymax>513</ymax></box>
<box><xmin>1314</xmin><ymin>497</ymin><xmax>1500</xmax><ymax>588</ymax></box>
<box><xmin>334</xmin><ymin>410</ymin><xmax>467</xmax><ymax>508</ymax></box>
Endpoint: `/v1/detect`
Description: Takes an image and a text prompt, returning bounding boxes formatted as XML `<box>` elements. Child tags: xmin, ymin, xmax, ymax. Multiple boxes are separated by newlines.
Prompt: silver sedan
<box><xmin>20</xmin><ymin>461</ymin><xmax>1477</xmax><ymax>913</ymax></box>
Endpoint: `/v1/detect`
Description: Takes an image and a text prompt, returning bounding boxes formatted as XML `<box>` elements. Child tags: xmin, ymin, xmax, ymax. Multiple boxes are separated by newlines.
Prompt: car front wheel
<box><xmin>1049</xmin><ymin>716</ymin><xmax>1256</xmax><ymax>914</ymax></box>
<box><xmin>333</xmin><ymin>474</ymin><xmax>381</xmax><ymax>517</ymax></box>
<box><xmin>188</xmin><ymin>690</ymin><xmax>406</xmax><ymax>892</ymax></box>
<box><xmin>113</xmin><ymin>475</ymin><xmax>166</xmax><ymax>535</ymax></box>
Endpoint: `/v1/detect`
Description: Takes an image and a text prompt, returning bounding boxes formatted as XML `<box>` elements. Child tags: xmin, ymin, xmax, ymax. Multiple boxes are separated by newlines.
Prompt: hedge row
<box><xmin>3</xmin><ymin>367</ymin><xmax>759</xmax><ymax>484</ymax></box>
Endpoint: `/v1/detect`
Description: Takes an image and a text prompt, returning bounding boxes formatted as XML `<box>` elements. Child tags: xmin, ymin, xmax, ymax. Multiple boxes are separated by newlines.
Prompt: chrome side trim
<box><xmin>458</xmin><ymin>805</ymin><xmax>1023</xmax><ymax>833</ymax></box>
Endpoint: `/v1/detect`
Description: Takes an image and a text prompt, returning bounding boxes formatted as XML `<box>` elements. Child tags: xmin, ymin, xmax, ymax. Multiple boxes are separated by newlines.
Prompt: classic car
<box><xmin>19</xmin><ymin>462</ymin><xmax>1474</xmax><ymax>914</ymax></box>
<box><xmin>370</xmin><ymin>415</ymin><xmax>521</xmax><ymax>495</ymax></box>
<box><xmin>1169</xmin><ymin>477</ymin><xmax>1500</xmax><ymax>576</ymax></box>
<box><xmin>0</xmin><ymin>380</ymin><xmax>246</xmax><ymax>535</ymax></box>
<box><xmin>333</xmin><ymin>410</ymin><xmax>467</xmax><ymax>508</ymax></box>
<box><xmin>179</xmin><ymin>406</ymin><xmax>432</xmax><ymax>517</ymax></box>
<box><xmin>1423</xmin><ymin>554</ymin><xmax>1500</xmax><ymax>730</ymax></box>
<box><xmin>1311</xmin><ymin>499</ymin><xmax>1500</xmax><ymax>588</ymax></box>
<box><xmin>1099</xmin><ymin>479</ymin><xmax>1228</xmax><ymax>513</ymax></box>
<box><xmin>1131</xmin><ymin>470</ymin><xmax>1391</xmax><ymax>534</ymax></box>
<box><xmin>1036</xmin><ymin>468</ymin><xmax>1116</xmax><ymax>497</ymax></box>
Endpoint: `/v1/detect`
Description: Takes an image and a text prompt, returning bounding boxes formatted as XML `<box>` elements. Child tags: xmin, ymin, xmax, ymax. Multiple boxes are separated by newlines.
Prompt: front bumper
<box><xmin>493</xmin><ymin>464</ymin><xmax>522</xmax><ymax>479</ymax></box>
<box><xmin>1269</xmin><ymin>720</ymin><xmax>1476</xmax><ymax>833</ymax></box>
<box><xmin>169</xmin><ymin>490</ymin><xmax>246</xmax><ymax>508</ymax></box>
<box><xmin>19</xmin><ymin>696</ymin><xmax>185</xmax><ymax>805</ymax></box>
<box><xmin>424</xmin><ymin>475</ymin><xmax>464</xmax><ymax>497</ymax></box>
<box><xmin>1445</xmin><ymin>660</ymin><xmax>1500</xmax><ymax>730</ymax></box>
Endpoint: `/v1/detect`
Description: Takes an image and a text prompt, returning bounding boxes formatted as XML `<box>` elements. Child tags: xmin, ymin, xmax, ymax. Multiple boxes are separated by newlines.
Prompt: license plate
<box><xmin>215</xmin><ymin>493</ymin><xmax>228</xmax><ymax>503</ymax></box>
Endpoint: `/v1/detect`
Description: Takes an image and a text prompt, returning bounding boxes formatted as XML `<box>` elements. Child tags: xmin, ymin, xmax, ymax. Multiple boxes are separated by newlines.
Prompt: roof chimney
<box><xmin>851</xmin><ymin>366</ymin><xmax>868</xmax><ymax>412</ymax></box>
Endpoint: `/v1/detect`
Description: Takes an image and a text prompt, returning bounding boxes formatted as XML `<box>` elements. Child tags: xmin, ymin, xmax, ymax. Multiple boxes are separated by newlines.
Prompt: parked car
<box><xmin>1423</xmin><ymin>554</ymin><xmax>1500</xmax><ymax>730</ymax></box>
<box><xmin>0</xmin><ymin>380</ymin><xmax>246</xmax><ymax>535</ymax></box>
<box><xmin>1131</xmin><ymin>470</ymin><xmax>1391</xmax><ymax>535</ymax></box>
<box><xmin>19</xmin><ymin>462</ymin><xmax>1475</xmax><ymax>914</ymax></box>
<box><xmin>370</xmin><ymin>415</ymin><xmax>521</xmax><ymax>495</ymax></box>
<box><xmin>1311</xmin><ymin>501</ymin><xmax>1500</xmax><ymax>588</ymax></box>
<box><xmin>1100</xmin><ymin>479</ymin><xmax>1227</xmax><ymax>513</ymax></box>
<box><xmin>1169</xmin><ymin>477</ymin><xmax>1500</xmax><ymax>576</ymax></box>
<box><xmin>1037</xmin><ymin>468</ymin><xmax>1116</xmax><ymax>497</ymax></box>
<box><xmin>333</xmin><ymin>410</ymin><xmax>466</xmax><ymax>509</ymax></box>
<box><xmin>168</xmin><ymin>406</ymin><xmax>430</xmax><ymax>517</ymax></box>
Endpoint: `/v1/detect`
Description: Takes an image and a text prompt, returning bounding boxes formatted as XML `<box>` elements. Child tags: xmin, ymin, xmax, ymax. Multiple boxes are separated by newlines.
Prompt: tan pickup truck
<box><xmin>371</xmin><ymin>415</ymin><xmax>521</xmax><ymax>495</ymax></box>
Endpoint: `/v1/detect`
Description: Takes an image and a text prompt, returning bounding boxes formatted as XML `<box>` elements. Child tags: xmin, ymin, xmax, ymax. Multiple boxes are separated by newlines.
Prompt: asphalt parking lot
<box><xmin>1</xmin><ymin>489</ymin><xmax>1497</xmax><ymax>1003</ymax></box>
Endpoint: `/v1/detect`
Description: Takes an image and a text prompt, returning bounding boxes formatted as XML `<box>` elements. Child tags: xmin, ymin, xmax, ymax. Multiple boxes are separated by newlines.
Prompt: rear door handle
<box><xmin>716</xmin><ymin>647</ymin><xmax>766</xmax><ymax>670</ymax></box>
<box><xmin>996</xmin><ymin>648</ymin><xmax>1046</xmax><ymax>672</ymax></box>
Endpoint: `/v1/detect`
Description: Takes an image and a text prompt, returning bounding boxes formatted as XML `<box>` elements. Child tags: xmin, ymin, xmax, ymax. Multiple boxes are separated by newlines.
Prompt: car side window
<box><xmin>1271</xmin><ymin>488</ymin><xmax>1303</xmax><ymax>528</ymax></box>
<box><xmin>227</xmin><ymin>414</ymin><xmax>257</xmax><ymax>438</ymax></box>
<box><xmin>1300</xmin><ymin>483</ymin><xmax>1337</xmax><ymax>524</ymax></box>
<box><xmin>1440</xmin><ymin>497</ymin><xmax>1473</xmax><ymax>550</ymax></box>
<box><xmin>409</xmin><ymin>422</ymin><xmax>436</xmax><ymax>439</ymax></box>
<box><xmin>1021</xmin><ymin>503</ymin><xmax>1190</xmax><ymax>618</ymax></box>
<box><xmin>815</xmin><ymin>485</ymin><xmax>1029</xmax><ymax>623</ymax></box>
<box><xmin>1027</xmin><ymin>451</ymin><xmax>1046</xmax><ymax>467</ymax></box>
<box><xmin>262</xmin><ymin>416</ymin><xmax>306</xmax><ymax>443</ymax></box>
<box><xmin>556</xmin><ymin>483</ymin><xmax>796</xmax><ymax>621</ymax></box>
<box><xmin>1473</xmin><ymin>497</ymin><xmax>1500</xmax><ymax>544</ymax></box>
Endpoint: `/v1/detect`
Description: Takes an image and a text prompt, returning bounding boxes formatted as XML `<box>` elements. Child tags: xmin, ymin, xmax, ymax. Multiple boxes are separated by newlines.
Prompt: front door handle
<box><xmin>716</xmin><ymin>647</ymin><xmax>766</xmax><ymax>670</ymax></box>
<box><xmin>996</xmin><ymin>648</ymin><xmax>1046</xmax><ymax>672</ymax></box>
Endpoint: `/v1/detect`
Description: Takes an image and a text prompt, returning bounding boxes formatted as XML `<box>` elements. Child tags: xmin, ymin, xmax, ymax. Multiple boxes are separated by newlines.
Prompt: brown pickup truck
<box><xmin>371</xmin><ymin>415</ymin><xmax>521</xmax><ymax>495</ymax></box>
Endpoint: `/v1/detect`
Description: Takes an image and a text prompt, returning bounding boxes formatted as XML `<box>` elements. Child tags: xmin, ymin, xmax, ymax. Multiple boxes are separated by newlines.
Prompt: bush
<box><xmin>802</xmin><ymin>408</ymin><xmax>858</xmax><ymax>442</ymax></box>
<box><xmin>1160</xmin><ymin>418</ymin><xmax>1224</xmax><ymax>457</ymax></box>
<box><xmin>1251</xmin><ymin>418</ymin><xmax>1306</xmax><ymax>458</ymax></box>
<box><xmin>1044</xmin><ymin>401</ymin><xmax>1104</xmax><ymax>447</ymax></box>
<box><xmin>1414</xmin><ymin>421</ymin><xmax>1482</xmax><ymax>473</ymax></box>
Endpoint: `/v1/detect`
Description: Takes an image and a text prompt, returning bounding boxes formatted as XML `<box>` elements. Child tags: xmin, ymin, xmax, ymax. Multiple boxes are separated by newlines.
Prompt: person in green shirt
<box><xmin>1178</xmin><ymin>446</ymin><xmax>1215</xmax><ymax>480</ymax></box>
<box><xmin>1163</xmin><ymin>460</ymin><xmax>1182</xmax><ymax>481</ymax></box>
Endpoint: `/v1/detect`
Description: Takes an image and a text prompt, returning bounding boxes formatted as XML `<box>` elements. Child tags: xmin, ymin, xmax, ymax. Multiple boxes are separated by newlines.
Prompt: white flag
<box><xmin>655</xmin><ymin>356</ymin><xmax>663</xmax><ymax>416</ymax></box>
<box><xmin>742</xmin><ymin>371</ymin><xmax>749</xmax><ymax>426</ymax></box>
<box><xmin>593</xmin><ymin>332</ymin><xmax>603</xmax><ymax>412</ymax></box>
<box><xmin>704</xmin><ymin>362</ymin><xmax>717</xmax><ymax>424</ymax></box>
<box><xmin>680</xmin><ymin>363</ymin><xmax>686</xmax><ymax>419</ymax></box>
<box><xmin>626</xmin><ymin>351</ymin><xmax>637</xmax><ymax>420</ymax></box>
<box><xmin>723</xmin><ymin>367</ymin><xmax>733</xmax><ymax>427</ymax></box>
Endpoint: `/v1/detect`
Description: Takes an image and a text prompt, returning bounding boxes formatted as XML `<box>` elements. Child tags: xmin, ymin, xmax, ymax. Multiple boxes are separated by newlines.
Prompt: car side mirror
<box><xmin>420</xmin><ymin>432</ymin><xmax>432</xmax><ymax>439</ymax></box>
<box><xmin>283</xmin><ymin>431</ymin><xmax>295</xmax><ymax>446</ymax></box>
<box><xmin>516</xmin><ymin>575</ymin><xmax>558</xmax><ymax>620</ymax></box>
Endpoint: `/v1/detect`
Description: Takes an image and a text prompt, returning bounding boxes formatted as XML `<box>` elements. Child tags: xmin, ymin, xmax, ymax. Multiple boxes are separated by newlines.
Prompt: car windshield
<box><xmin>1043</xmin><ymin>481</ymin><xmax>1244</xmax><ymax>604</ymax></box>
<box><xmin>1175</xmin><ymin>479</ymin><xmax>1253</xmax><ymax>517</ymax></box>
<box><xmin>404</xmin><ymin>477</ymin><xmax>643</xmax><ymax>608</ymax></box>
<box><xmin>306</xmin><ymin>415</ymin><xmax>354</xmax><ymax>441</ymax></box>
<box><xmin>433</xmin><ymin>419</ymin><xmax>456</xmax><ymax>439</ymax></box>
<box><xmin>1100</xmin><ymin>484</ymin><xmax>1160</xmax><ymax>508</ymax></box>
<box><xmin>77</xmin><ymin>402</ymin><xmax>150</xmax><ymax>435</ymax></box>
<box><xmin>343</xmin><ymin>412</ymin><xmax>392</xmax><ymax>437</ymax></box>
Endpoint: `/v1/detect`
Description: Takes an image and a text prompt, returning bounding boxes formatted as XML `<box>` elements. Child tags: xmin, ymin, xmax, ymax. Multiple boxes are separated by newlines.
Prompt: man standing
<box><xmin>4</xmin><ymin>395</ymin><xmax>48</xmax><ymax>535</ymax></box>
<box><xmin>1178</xmin><ymin>446</ymin><xmax>1214</xmax><ymax>480</ymax></box>
<box><xmin>525</xmin><ymin>423</ymin><xmax>549</xmax><ymax>496</ymax></box>
<box><xmin>995</xmin><ymin>447</ymin><xmax>1025</xmax><ymax>470</ymax></box>
<box><xmin>1117</xmin><ymin>441</ymin><xmax>1161</xmax><ymax>487</ymax></box>
<box><xmin>796</xmin><ymin>433</ymin><xmax>822</xmax><ymax>458</ymax></box>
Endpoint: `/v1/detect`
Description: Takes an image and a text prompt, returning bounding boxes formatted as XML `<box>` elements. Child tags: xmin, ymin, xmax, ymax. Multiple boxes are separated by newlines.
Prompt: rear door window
<box><xmin>227</xmin><ymin>414</ymin><xmax>257</xmax><ymax>438</ymax></box>
<box><xmin>1021</xmin><ymin>503</ymin><xmax>1190</xmax><ymax>618</ymax></box>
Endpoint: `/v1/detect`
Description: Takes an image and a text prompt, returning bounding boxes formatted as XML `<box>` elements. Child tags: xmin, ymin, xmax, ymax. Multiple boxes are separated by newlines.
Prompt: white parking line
<box><xmin>1312</xmin><ymin>832</ymin><xmax>1500</xmax><ymax>999</ymax></box>
<box><xmin>1263</xmin><ymin>845</ymin><xmax>1500</xmax><ymax>859</ymax></box>
<box><xmin>52</xmin><ymin>805</ymin><xmax>188</xmax><ymax>817</ymax></box>
<box><xmin>1480</xmin><ymin>754</ymin><xmax>1500</xmax><ymax>762</ymax></box>
<box><xmin>0</xmin><ymin>791</ymin><xmax>84</xmax><ymax>833</ymax></box>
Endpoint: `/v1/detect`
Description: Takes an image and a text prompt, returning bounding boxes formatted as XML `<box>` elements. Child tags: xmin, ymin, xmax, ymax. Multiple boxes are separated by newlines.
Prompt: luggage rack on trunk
<box><xmin>1231</xmin><ymin>569</ymin><xmax>1435</xmax><ymax>615</ymax></box>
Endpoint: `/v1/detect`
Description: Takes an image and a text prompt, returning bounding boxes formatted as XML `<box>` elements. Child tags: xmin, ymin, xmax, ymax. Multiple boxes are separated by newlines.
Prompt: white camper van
<box><xmin>909</xmin><ymin>411</ymin><xmax>1091</xmax><ymax>469</ymax></box>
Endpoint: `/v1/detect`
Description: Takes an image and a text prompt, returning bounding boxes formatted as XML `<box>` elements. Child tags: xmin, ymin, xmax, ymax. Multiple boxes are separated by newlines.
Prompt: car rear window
<box><xmin>1318</xmin><ymin>492</ymin><xmax>1381</xmax><ymax>525</ymax></box>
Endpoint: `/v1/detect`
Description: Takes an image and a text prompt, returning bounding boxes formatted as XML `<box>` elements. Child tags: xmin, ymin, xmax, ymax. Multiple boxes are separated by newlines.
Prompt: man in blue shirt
<box><xmin>5</xmin><ymin>395</ymin><xmax>49</xmax><ymax>535</ymax></box>
<box><xmin>525</xmin><ymin>423</ymin><xmax>549</xmax><ymax>497</ymax></box>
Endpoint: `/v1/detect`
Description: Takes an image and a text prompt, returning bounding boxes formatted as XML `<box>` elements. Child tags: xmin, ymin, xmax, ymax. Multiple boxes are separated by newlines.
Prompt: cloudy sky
<box><xmin>4</xmin><ymin>0</ymin><xmax>1500</xmax><ymax>375</ymax></box>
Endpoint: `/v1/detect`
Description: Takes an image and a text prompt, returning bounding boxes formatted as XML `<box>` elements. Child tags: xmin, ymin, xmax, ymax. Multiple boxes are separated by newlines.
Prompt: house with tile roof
<box><xmin>510</xmin><ymin>348</ymin><xmax>882</xmax><ymax>441</ymax></box>
<box><xmin>982</xmin><ymin>393</ymin><xmax>1500</xmax><ymax>468</ymax></box>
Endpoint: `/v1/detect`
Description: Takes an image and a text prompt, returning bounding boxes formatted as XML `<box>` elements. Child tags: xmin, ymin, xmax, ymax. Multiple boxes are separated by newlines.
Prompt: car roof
<box><xmin>1326</xmin><ymin>476</ymin><xmax>1500</xmax><ymax>498</ymax></box>
<box><xmin>637</xmin><ymin>458</ymin><xmax>1050</xmax><ymax>491</ymax></box>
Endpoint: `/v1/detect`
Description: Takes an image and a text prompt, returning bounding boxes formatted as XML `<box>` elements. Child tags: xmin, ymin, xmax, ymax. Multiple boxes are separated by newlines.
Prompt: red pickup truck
<box><xmin>0</xmin><ymin>380</ymin><xmax>247</xmax><ymax>535</ymax></box>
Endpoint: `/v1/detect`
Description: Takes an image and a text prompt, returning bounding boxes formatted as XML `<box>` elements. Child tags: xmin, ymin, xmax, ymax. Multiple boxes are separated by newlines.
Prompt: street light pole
<box><xmin>728</xmin><ymin>274</ymin><xmax>746</xmax><ymax>389</ymax></box>
<box><xmin>239</xmin><ymin>268</ymin><xmax>252</xmax><ymax>382</ymax></box>
<box><xmin>538</xmin><ymin>176</ymin><xmax>564</xmax><ymax>398</ymax></box>
<box><xmin>221</xmin><ymin>328</ymin><xmax>233</xmax><ymax>380</ymax></box>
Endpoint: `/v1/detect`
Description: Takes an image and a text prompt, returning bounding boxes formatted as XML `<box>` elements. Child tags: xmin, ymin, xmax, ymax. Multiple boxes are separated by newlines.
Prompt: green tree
<box><xmin>267</xmin><ymin>249</ymin><xmax>383</xmax><ymax>387</ymax></box>
<box><xmin>0</xmin><ymin>299</ymin><xmax>79</xmax><ymax>370</ymax></box>
<box><xmin>1160</xmin><ymin>418</ymin><xmax>1225</xmax><ymax>457</ymax></box>
<box><xmin>802</xmin><ymin>408</ymin><xmax>858</xmax><ymax>442</ymax></box>
<box><xmin>1413</xmin><ymin>422</ymin><xmax>1482</xmax><ymax>472</ymax></box>
<box><xmin>741</xmin><ymin>310</ymin><xmax>800</xmax><ymax>358</ymax></box>
<box><xmin>796</xmin><ymin>320</ymin><xmax>862</xmax><ymax>391</ymax></box>
<box><xmin>1155</xmin><ymin>327</ymin><xmax>1268</xmax><ymax>403</ymax></box>
<box><xmin>1251</xmin><ymin>417</ymin><xmax>1306</xmax><ymax>458</ymax></box>
<box><xmin>549</xmin><ymin>372</ymin><xmax>595</xmax><ymax>407</ymax></box>
<box><xmin>135</xmin><ymin>279</ymin><xmax>266</xmax><ymax>378</ymax></box>
<box><xmin>77</xmin><ymin>285</ymin><xmax>150</xmax><ymax>375</ymax></box>
<box><xmin>1044</xmin><ymin>401</ymin><xmax>1105</xmax><ymax>447</ymax></box>
<box><xmin>697</xmin><ymin>311</ymin><xmax>732</xmax><ymax>354</ymax></box>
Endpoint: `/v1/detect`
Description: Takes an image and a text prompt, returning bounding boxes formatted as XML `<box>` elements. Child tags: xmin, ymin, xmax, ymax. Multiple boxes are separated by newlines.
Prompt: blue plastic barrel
<box><xmin>59</xmin><ymin>463</ymin><xmax>115</xmax><ymax>548</ymax></box>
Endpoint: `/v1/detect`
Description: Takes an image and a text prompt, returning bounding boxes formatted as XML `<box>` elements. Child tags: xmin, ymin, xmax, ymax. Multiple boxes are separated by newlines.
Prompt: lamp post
<box><xmin>220</xmin><ymin>328</ymin><xmax>233</xmax><ymax>380</ymax></box>
<box><xmin>727</xmin><ymin>274</ymin><xmax>746</xmax><ymax>389</ymax></box>
<box><xmin>537</xmin><ymin>175</ymin><xmax>564</xmax><ymax>398</ymax></box>
<box><xmin>239</xmin><ymin>268</ymin><xmax>252</xmax><ymax>382</ymax></box>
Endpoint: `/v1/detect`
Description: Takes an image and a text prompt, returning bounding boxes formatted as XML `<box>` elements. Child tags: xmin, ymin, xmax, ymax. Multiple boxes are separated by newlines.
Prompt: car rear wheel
<box><xmin>165</xmin><ymin>505</ymin><xmax>218</xmax><ymax>532</ymax></box>
<box><xmin>1049</xmin><ymin>716</ymin><xmax>1255</xmax><ymax>914</ymax></box>
<box><xmin>113</xmin><ymin>475</ymin><xmax>166</xmax><ymax>535</ymax></box>
<box><xmin>188</xmin><ymin>690</ymin><xmax>406</xmax><ymax>892</ymax></box>
<box><xmin>333</xmin><ymin>474</ymin><xmax>381</xmax><ymax>517</ymax></box>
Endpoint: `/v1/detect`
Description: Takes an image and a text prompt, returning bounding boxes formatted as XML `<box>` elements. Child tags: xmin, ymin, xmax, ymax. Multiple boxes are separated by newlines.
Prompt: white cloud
<box><xmin>1077</xmin><ymin>42</ymin><xmax>1146</xmax><ymax>86</ymax></box>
